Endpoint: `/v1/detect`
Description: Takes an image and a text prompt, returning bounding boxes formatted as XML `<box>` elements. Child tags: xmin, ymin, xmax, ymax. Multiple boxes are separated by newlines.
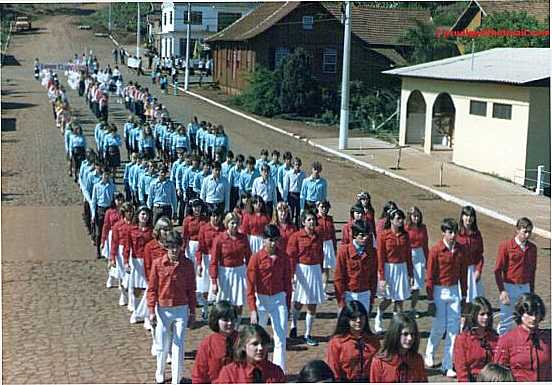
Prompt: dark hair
<box><xmin>513</xmin><ymin>292</ymin><xmax>546</xmax><ymax>324</ymax></box>
<box><xmin>233</xmin><ymin>324</ymin><xmax>272</xmax><ymax>363</ymax></box>
<box><xmin>317</xmin><ymin>199</ymin><xmax>331</xmax><ymax>210</ymax></box>
<box><xmin>262</xmin><ymin>224</ymin><xmax>280</xmax><ymax>239</ymax></box>
<box><xmin>164</xmin><ymin>230</ymin><xmax>182</xmax><ymax>248</ymax></box>
<box><xmin>351</xmin><ymin>220</ymin><xmax>369</xmax><ymax>238</ymax></box>
<box><xmin>441</xmin><ymin>218</ymin><xmax>459</xmax><ymax>233</ymax></box>
<box><xmin>236</xmin><ymin>154</ymin><xmax>245</xmax><ymax>162</ymax></box>
<box><xmin>356</xmin><ymin>191</ymin><xmax>374</xmax><ymax>215</ymax></box>
<box><xmin>459</xmin><ymin>205</ymin><xmax>479</xmax><ymax>233</ymax></box>
<box><xmin>212</xmin><ymin>161</ymin><xmax>221</xmax><ymax>170</ymax></box>
<box><xmin>378</xmin><ymin>313</ymin><xmax>420</xmax><ymax>359</ymax></box>
<box><xmin>297</xmin><ymin>360</ymin><xmax>335</xmax><ymax>383</ymax></box>
<box><xmin>405</xmin><ymin>206</ymin><xmax>424</xmax><ymax>227</ymax></box>
<box><xmin>301</xmin><ymin>209</ymin><xmax>318</xmax><ymax>227</ymax></box>
<box><xmin>463</xmin><ymin>296</ymin><xmax>494</xmax><ymax>331</ymax></box>
<box><xmin>246</xmin><ymin>156</ymin><xmax>256</xmax><ymax>166</ymax></box>
<box><xmin>384</xmin><ymin>208</ymin><xmax>406</xmax><ymax>230</ymax></box>
<box><xmin>283</xmin><ymin>151</ymin><xmax>293</xmax><ymax>160</ymax></box>
<box><xmin>247</xmin><ymin>195</ymin><xmax>266</xmax><ymax>215</ymax></box>
<box><xmin>293</xmin><ymin>157</ymin><xmax>302</xmax><ymax>166</ymax></box>
<box><xmin>114</xmin><ymin>191</ymin><xmax>125</xmax><ymax>201</ymax></box>
<box><xmin>208</xmin><ymin>300</ymin><xmax>238</xmax><ymax>332</ymax></box>
<box><xmin>226</xmin><ymin>150</ymin><xmax>235</xmax><ymax>159</ymax></box>
<box><xmin>333</xmin><ymin>300</ymin><xmax>373</xmax><ymax>336</ymax></box>
<box><xmin>476</xmin><ymin>363</ymin><xmax>514</xmax><ymax>382</ymax></box>
<box><xmin>260</xmin><ymin>163</ymin><xmax>270</xmax><ymax>173</ymax></box>
<box><xmin>271</xmin><ymin>149</ymin><xmax>280</xmax><ymax>157</ymax></box>
<box><xmin>379</xmin><ymin>201</ymin><xmax>397</xmax><ymax>219</ymax></box>
<box><xmin>349</xmin><ymin>204</ymin><xmax>364</xmax><ymax>219</ymax></box>
<box><xmin>516</xmin><ymin>217</ymin><xmax>533</xmax><ymax>230</ymax></box>
<box><xmin>237</xmin><ymin>191</ymin><xmax>252</xmax><ymax>210</ymax></box>
<box><xmin>260</xmin><ymin>148</ymin><xmax>269</xmax><ymax>156</ymax></box>
<box><xmin>132</xmin><ymin>205</ymin><xmax>153</xmax><ymax>227</ymax></box>
<box><xmin>311</xmin><ymin>161</ymin><xmax>322</xmax><ymax>171</ymax></box>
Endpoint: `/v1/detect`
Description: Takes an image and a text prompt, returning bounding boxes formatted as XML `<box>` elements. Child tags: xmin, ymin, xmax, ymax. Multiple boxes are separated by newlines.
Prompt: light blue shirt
<box><xmin>182</xmin><ymin>166</ymin><xmax>201</xmax><ymax>192</ymax></box>
<box><xmin>277</xmin><ymin>164</ymin><xmax>292</xmax><ymax>196</ymax></box>
<box><xmin>269</xmin><ymin>160</ymin><xmax>281</xmax><ymax>182</ymax></box>
<box><xmin>102</xmin><ymin>132</ymin><xmax>122</xmax><ymax>149</ymax></box>
<box><xmin>64</xmin><ymin>128</ymin><xmax>73</xmax><ymax>155</ymax></box>
<box><xmin>139</xmin><ymin>172</ymin><xmax>157</xmax><ymax>204</ymax></box>
<box><xmin>172</xmin><ymin>133</ymin><xmax>189</xmax><ymax>152</ymax></box>
<box><xmin>200</xmin><ymin>174</ymin><xmax>230</xmax><ymax>212</ymax></box>
<box><xmin>221</xmin><ymin>161</ymin><xmax>234</xmax><ymax>180</ymax></box>
<box><xmin>138</xmin><ymin>133</ymin><xmax>155</xmax><ymax>152</ymax></box>
<box><xmin>196</xmin><ymin>127</ymin><xmax>205</xmax><ymax>150</ymax></box>
<box><xmin>85</xmin><ymin>170</ymin><xmax>102</xmax><ymax>204</ymax></box>
<box><xmin>255</xmin><ymin>158</ymin><xmax>269</xmax><ymax>171</ymax></box>
<box><xmin>175</xmin><ymin>163</ymin><xmax>190</xmax><ymax>191</ymax></box>
<box><xmin>170</xmin><ymin>159</ymin><xmax>184</xmax><ymax>182</ymax></box>
<box><xmin>251</xmin><ymin>176</ymin><xmax>277</xmax><ymax>204</ymax></box>
<box><xmin>239</xmin><ymin>168</ymin><xmax>260</xmax><ymax>194</ymax></box>
<box><xmin>69</xmin><ymin>133</ymin><xmax>87</xmax><ymax>151</ymax></box>
<box><xmin>193</xmin><ymin>171</ymin><xmax>210</xmax><ymax>193</ymax></box>
<box><xmin>213</xmin><ymin>134</ymin><xmax>229</xmax><ymax>156</ymax></box>
<box><xmin>283</xmin><ymin>169</ymin><xmax>305</xmax><ymax>201</ymax></box>
<box><xmin>300</xmin><ymin>176</ymin><xmax>327</xmax><ymax>210</ymax></box>
<box><xmin>91</xmin><ymin>180</ymin><xmax>116</xmax><ymax>219</ymax></box>
<box><xmin>123</xmin><ymin>161</ymin><xmax>135</xmax><ymax>184</ymax></box>
<box><xmin>123</xmin><ymin>122</ymin><xmax>135</xmax><ymax>139</ymax></box>
<box><xmin>228</xmin><ymin>165</ymin><xmax>243</xmax><ymax>188</ymax></box>
<box><xmin>79</xmin><ymin>160</ymin><xmax>90</xmax><ymax>193</ymax></box>
<box><xmin>147</xmin><ymin>177</ymin><xmax>177</xmax><ymax>213</ymax></box>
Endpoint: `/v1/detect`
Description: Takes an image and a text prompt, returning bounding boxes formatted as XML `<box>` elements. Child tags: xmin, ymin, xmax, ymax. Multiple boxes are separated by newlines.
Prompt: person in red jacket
<box><xmin>340</xmin><ymin>204</ymin><xmax>364</xmax><ymax>245</ymax></box>
<box><xmin>287</xmin><ymin>209</ymin><xmax>325</xmax><ymax>347</ymax></box>
<box><xmin>355</xmin><ymin>191</ymin><xmax>376</xmax><ymax>246</ymax></box>
<box><xmin>102</xmin><ymin>192</ymin><xmax>124</xmax><ymax>288</ymax></box>
<box><xmin>326</xmin><ymin>300</ymin><xmax>380</xmax><ymax>381</ymax></box>
<box><xmin>271</xmin><ymin>201</ymin><xmax>297</xmax><ymax>253</ymax></box>
<box><xmin>334</xmin><ymin>221</ymin><xmax>377</xmax><ymax>316</ymax></box>
<box><xmin>109</xmin><ymin>202</ymin><xmax>134</xmax><ymax>307</ymax></box>
<box><xmin>495</xmin><ymin>293</ymin><xmax>551</xmax><ymax>381</ymax></box>
<box><xmin>147</xmin><ymin>230</ymin><xmax>196</xmax><ymax>384</ymax></box>
<box><xmin>424</xmin><ymin>217</ymin><xmax>468</xmax><ymax>378</ymax></box>
<box><xmin>125</xmin><ymin>206</ymin><xmax>153</xmax><ymax>324</ymax></box>
<box><xmin>370</xmin><ymin>313</ymin><xmax>427</xmax><ymax>383</ymax></box>
<box><xmin>315</xmin><ymin>200</ymin><xmax>337</xmax><ymax>298</ymax></box>
<box><xmin>494</xmin><ymin>217</ymin><xmax>537</xmax><ymax>336</ymax></box>
<box><xmin>210</xmin><ymin>212</ymin><xmax>252</xmax><ymax>327</ymax></box>
<box><xmin>241</xmin><ymin>195</ymin><xmax>271</xmax><ymax>254</ymax></box>
<box><xmin>375</xmin><ymin>201</ymin><xmax>398</xmax><ymax>245</ymax></box>
<box><xmin>215</xmin><ymin>324</ymin><xmax>285</xmax><ymax>383</ymax></box>
<box><xmin>192</xmin><ymin>300</ymin><xmax>239</xmax><ymax>384</ymax></box>
<box><xmin>453</xmin><ymin>296</ymin><xmax>498</xmax><ymax>382</ymax></box>
<box><xmin>195</xmin><ymin>208</ymin><xmax>225</xmax><ymax>320</ymax></box>
<box><xmin>247</xmin><ymin>224</ymin><xmax>291</xmax><ymax>373</ymax></box>
<box><xmin>405</xmin><ymin>206</ymin><xmax>429</xmax><ymax>318</ymax></box>
<box><xmin>457</xmin><ymin>205</ymin><xmax>485</xmax><ymax>303</ymax></box>
<box><xmin>374</xmin><ymin>208</ymin><xmax>413</xmax><ymax>333</ymax></box>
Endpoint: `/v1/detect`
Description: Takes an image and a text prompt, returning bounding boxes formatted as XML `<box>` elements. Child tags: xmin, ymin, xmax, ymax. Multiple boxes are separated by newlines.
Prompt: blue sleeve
<box><xmin>300</xmin><ymin>180</ymin><xmax>307</xmax><ymax>210</ymax></box>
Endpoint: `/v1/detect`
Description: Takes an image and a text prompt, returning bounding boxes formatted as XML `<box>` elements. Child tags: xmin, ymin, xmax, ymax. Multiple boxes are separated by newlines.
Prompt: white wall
<box><xmin>401</xmin><ymin>77</ymin><xmax>531</xmax><ymax>183</ymax></box>
<box><xmin>526</xmin><ymin>87</ymin><xmax>551</xmax><ymax>186</ymax></box>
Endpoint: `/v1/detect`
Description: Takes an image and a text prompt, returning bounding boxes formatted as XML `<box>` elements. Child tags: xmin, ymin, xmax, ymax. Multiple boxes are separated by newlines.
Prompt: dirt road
<box><xmin>2</xmin><ymin>9</ymin><xmax>550</xmax><ymax>383</ymax></box>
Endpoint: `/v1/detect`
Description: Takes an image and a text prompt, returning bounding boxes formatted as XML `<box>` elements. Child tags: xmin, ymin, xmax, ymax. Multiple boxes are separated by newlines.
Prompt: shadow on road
<box><xmin>1</xmin><ymin>117</ymin><xmax>17</xmax><ymax>131</ymax></box>
<box><xmin>2</xmin><ymin>102</ymin><xmax>37</xmax><ymax>111</ymax></box>
<box><xmin>1</xmin><ymin>192</ymin><xmax>26</xmax><ymax>201</ymax></box>
<box><xmin>1</xmin><ymin>54</ymin><xmax>21</xmax><ymax>66</ymax></box>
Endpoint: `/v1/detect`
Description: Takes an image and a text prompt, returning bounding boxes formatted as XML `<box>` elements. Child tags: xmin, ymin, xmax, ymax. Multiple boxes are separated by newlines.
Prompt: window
<box><xmin>218</xmin><ymin>12</ymin><xmax>242</xmax><ymax>32</ymax></box>
<box><xmin>493</xmin><ymin>103</ymin><xmax>512</xmax><ymax>120</ymax></box>
<box><xmin>163</xmin><ymin>12</ymin><xmax>167</xmax><ymax>26</ymax></box>
<box><xmin>169</xmin><ymin>11</ymin><xmax>173</xmax><ymax>25</ymax></box>
<box><xmin>274</xmin><ymin>47</ymin><xmax>289</xmax><ymax>68</ymax></box>
<box><xmin>303</xmin><ymin>16</ymin><xmax>314</xmax><ymax>30</ymax></box>
<box><xmin>323</xmin><ymin>48</ymin><xmax>337</xmax><ymax>73</ymax></box>
<box><xmin>469</xmin><ymin>100</ymin><xmax>487</xmax><ymax>116</ymax></box>
<box><xmin>191</xmin><ymin>11</ymin><xmax>202</xmax><ymax>25</ymax></box>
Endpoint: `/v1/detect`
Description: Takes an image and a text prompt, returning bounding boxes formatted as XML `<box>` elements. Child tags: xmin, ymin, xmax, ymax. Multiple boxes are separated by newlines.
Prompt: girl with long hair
<box><xmin>457</xmin><ymin>206</ymin><xmax>485</xmax><ymax>302</ymax></box>
<box><xmin>315</xmin><ymin>200</ymin><xmax>337</xmax><ymax>298</ymax></box>
<box><xmin>241</xmin><ymin>195</ymin><xmax>271</xmax><ymax>254</ymax></box>
<box><xmin>404</xmin><ymin>206</ymin><xmax>429</xmax><ymax>318</ymax></box>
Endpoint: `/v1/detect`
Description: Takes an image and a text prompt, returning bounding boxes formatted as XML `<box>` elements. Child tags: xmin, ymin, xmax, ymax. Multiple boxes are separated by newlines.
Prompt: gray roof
<box><xmin>383</xmin><ymin>48</ymin><xmax>550</xmax><ymax>84</ymax></box>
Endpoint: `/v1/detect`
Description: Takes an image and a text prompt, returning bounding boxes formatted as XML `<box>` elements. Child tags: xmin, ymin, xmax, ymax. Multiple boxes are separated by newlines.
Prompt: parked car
<box><xmin>14</xmin><ymin>16</ymin><xmax>31</xmax><ymax>32</ymax></box>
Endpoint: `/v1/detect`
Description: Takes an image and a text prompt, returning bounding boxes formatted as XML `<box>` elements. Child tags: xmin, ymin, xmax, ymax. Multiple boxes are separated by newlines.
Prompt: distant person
<box><xmin>112</xmin><ymin>47</ymin><xmax>118</xmax><ymax>64</ymax></box>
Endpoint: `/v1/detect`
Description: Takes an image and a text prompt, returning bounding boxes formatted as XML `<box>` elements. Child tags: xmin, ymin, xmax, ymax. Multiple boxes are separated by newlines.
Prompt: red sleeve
<box><xmin>405</xmin><ymin>234</ymin><xmax>413</xmax><ymax>278</ymax></box>
<box><xmin>213</xmin><ymin>364</ymin><xmax>232</xmax><ymax>384</ymax></box>
<box><xmin>422</xmin><ymin>226</ymin><xmax>429</xmax><ymax>263</ymax></box>
<box><xmin>341</xmin><ymin>224</ymin><xmax>350</xmax><ymax>245</ymax></box>
<box><xmin>243</xmin><ymin>237</ymin><xmax>252</xmax><ymax>266</ymax></box>
<box><xmin>181</xmin><ymin>219</ymin><xmax>190</xmax><ymax>247</ymax></box>
<box><xmin>453</xmin><ymin>333</ymin><xmax>470</xmax><ymax>382</ymax></box>
<box><xmin>246</xmin><ymin>253</ymin><xmax>258</xmax><ymax>311</ymax></box>
<box><xmin>494</xmin><ymin>241</ymin><xmax>508</xmax><ymax>293</ymax></box>
<box><xmin>240</xmin><ymin>214</ymin><xmax>249</xmax><ymax>235</ymax></box>
<box><xmin>369</xmin><ymin>357</ymin><xmax>384</xmax><ymax>383</ymax></box>
<box><xmin>283</xmin><ymin>252</ymin><xmax>292</xmax><ymax>310</ymax></box>
<box><xmin>187</xmin><ymin>261</ymin><xmax>197</xmax><ymax>312</ymax></box>
<box><xmin>530</xmin><ymin>245</ymin><xmax>537</xmax><ymax>293</ymax></box>
<box><xmin>330</xmin><ymin>219</ymin><xmax>337</xmax><ymax>250</ymax></box>
<box><xmin>123</xmin><ymin>229</ymin><xmax>132</xmax><ymax>265</ymax></box>
<box><xmin>376</xmin><ymin>231</ymin><xmax>386</xmax><ymax>281</ymax></box>
<box><xmin>101</xmin><ymin>211</ymin><xmax>112</xmax><ymax>245</ymax></box>
<box><xmin>143</xmin><ymin>243</ymin><xmax>152</xmax><ymax>282</ymax></box>
<box><xmin>196</xmin><ymin>228</ymin><xmax>205</xmax><ymax>266</ymax></box>
<box><xmin>414</xmin><ymin>354</ymin><xmax>428</xmax><ymax>382</ymax></box>
<box><xmin>369</xmin><ymin>247</ymin><xmax>378</xmax><ymax>303</ymax></box>
<box><xmin>325</xmin><ymin>338</ymin><xmax>344</xmax><ymax>381</ymax></box>
<box><xmin>475</xmin><ymin>232</ymin><xmax>484</xmax><ymax>273</ymax></box>
<box><xmin>191</xmin><ymin>338</ymin><xmax>210</xmax><ymax>384</ymax></box>
<box><xmin>209</xmin><ymin>236</ymin><xmax>221</xmax><ymax>280</ymax></box>
<box><xmin>146</xmin><ymin>259</ymin><xmax>159</xmax><ymax>313</ymax></box>
<box><xmin>286</xmin><ymin>234</ymin><xmax>298</xmax><ymax>275</ymax></box>
<box><xmin>426</xmin><ymin>246</ymin><xmax>437</xmax><ymax>301</ymax></box>
<box><xmin>334</xmin><ymin>246</ymin><xmax>347</xmax><ymax>307</ymax></box>
<box><xmin>459</xmin><ymin>246</ymin><xmax>468</xmax><ymax>298</ymax></box>
<box><xmin>493</xmin><ymin>335</ymin><xmax>510</xmax><ymax>367</ymax></box>
<box><xmin>110</xmin><ymin>225</ymin><xmax>119</xmax><ymax>263</ymax></box>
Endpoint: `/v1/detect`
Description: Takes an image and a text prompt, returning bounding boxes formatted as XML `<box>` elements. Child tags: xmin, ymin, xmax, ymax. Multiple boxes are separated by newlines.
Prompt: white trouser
<box><xmin>344</xmin><ymin>290</ymin><xmax>371</xmax><ymax>315</ymax></box>
<box><xmin>155</xmin><ymin>305</ymin><xmax>189</xmax><ymax>384</ymax></box>
<box><xmin>464</xmin><ymin>264</ymin><xmax>485</xmax><ymax>303</ymax></box>
<box><xmin>425</xmin><ymin>284</ymin><xmax>460</xmax><ymax>371</ymax></box>
<box><xmin>497</xmin><ymin>282</ymin><xmax>530</xmax><ymax>336</ymax></box>
<box><xmin>256</xmin><ymin>292</ymin><xmax>288</xmax><ymax>373</ymax></box>
<box><xmin>132</xmin><ymin>284</ymin><xmax>148</xmax><ymax>321</ymax></box>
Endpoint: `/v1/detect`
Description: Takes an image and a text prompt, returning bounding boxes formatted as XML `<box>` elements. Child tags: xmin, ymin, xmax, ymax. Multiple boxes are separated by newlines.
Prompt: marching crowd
<box><xmin>37</xmin><ymin>51</ymin><xmax>551</xmax><ymax>384</ymax></box>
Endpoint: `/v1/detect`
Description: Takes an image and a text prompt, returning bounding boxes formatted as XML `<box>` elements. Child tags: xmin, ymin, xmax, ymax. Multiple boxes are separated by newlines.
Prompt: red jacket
<box><xmin>405</xmin><ymin>224</ymin><xmax>429</xmax><ymax>260</ymax></box>
<box><xmin>276</xmin><ymin>223</ymin><xmax>296</xmax><ymax>252</ymax></box>
<box><xmin>326</xmin><ymin>333</ymin><xmax>380</xmax><ymax>381</ymax></box>
<box><xmin>182</xmin><ymin>215</ymin><xmax>207</xmax><ymax>244</ymax></box>
<box><xmin>370</xmin><ymin>351</ymin><xmax>428</xmax><ymax>383</ymax></box>
<box><xmin>110</xmin><ymin>220</ymin><xmax>132</xmax><ymax>263</ymax></box>
<box><xmin>192</xmin><ymin>331</ymin><xmax>238</xmax><ymax>384</ymax></box>
<box><xmin>494</xmin><ymin>325</ymin><xmax>551</xmax><ymax>382</ymax></box>
<box><xmin>376</xmin><ymin>229</ymin><xmax>412</xmax><ymax>281</ymax></box>
<box><xmin>453</xmin><ymin>328</ymin><xmax>498</xmax><ymax>382</ymax></box>
<box><xmin>494</xmin><ymin>238</ymin><xmax>537</xmax><ymax>293</ymax></box>
<box><xmin>341</xmin><ymin>219</ymin><xmax>353</xmax><ymax>245</ymax></box>
<box><xmin>209</xmin><ymin>232</ymin><xmax>251</xmax><ymax>280</ymax></box>
<box><xmin>147</xmin><ymin>253</ymin><xmax>196</xmax><ymax>313</ymax></box>
<box><xmin>247</xmin><ymin>249</ymin><xmax>292</xmax><ymax>311</ymax></box>
<box><xmin>195</xmin><ymin>222</ymin><xmax>225</xmax><ymax>266</ymax></box>
<box><xmin>240</xmin><ymin>212</ymin><xmax>271</xmax><ymax>236</ymax></box>
<box><xmin>101</xmin><ymin>208</ymin><xmax>121</xmax><ymax>245</ymax></box>
<box><xmin>123</xmin><ymin>225</ymin><xmax>153</xmax><ymax>264</ymax></box>
<box><xmin>425</xmin><ymin>240</ymin><xmax>468</xmax><ymax>301</ymax></box>
<box><xmin>214</xmin><ymin>360</ymin><xmax>285</xmax><ymax>383</ymax></box>
<box><xmin>457</xmin><ymin>229</ymin><xmax>484</xmax><ymax>272</ymax></box>
<box><xmin>363</xmin><ymin>210</ymin><xmax>376</xmax><ymax>237</ymax></box>
<box><xmin>143</xmin><ymin>239</ymin><xmax>164</xmax><ymax>282</ymax></box>
<box><xmin>334</xmin><ymin>242</ymin><xmax>377</xmax><ymax>308</ymax></box>
<box><xmin>286</xmin><ymin>229</ymin><xmax>323</xmax><ymax>272</ymax></box>
<box><xmin>316</xmin><ymin>214</ymin><xmax>337</xmax><ymax>244</ymax></box>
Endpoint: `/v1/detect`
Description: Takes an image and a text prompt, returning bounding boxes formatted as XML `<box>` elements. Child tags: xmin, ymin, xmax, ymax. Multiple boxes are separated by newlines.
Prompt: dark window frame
<box><xmin>492</xmin><ymin>103</ymin><xmax>512</xmax><ymax>120</ymax></box>
<box><xmin>469</xmin><ymin>100</ymin><xmax>487</xmax><ymax>116</ymax></box>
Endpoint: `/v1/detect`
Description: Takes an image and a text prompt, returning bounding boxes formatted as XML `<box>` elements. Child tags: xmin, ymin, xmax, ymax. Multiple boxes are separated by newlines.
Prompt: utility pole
<box><xmin>338</xmin><ymin>1</ymin><xmax>351</xmax><ymax>150</ymax></box>
<box><xmin>108</xmin><ymin>2</ymin><xmax>112</xmax><ymax>34</ymax></box>
<box><xmin>136</xmin><ymin>2</ymin><xmax>141</xmax><ymax>58</ymax></box>
<box><xmin>184</xmin><ymin>2</ymin><xmax>191</xmax><ymax>90</ymax></box>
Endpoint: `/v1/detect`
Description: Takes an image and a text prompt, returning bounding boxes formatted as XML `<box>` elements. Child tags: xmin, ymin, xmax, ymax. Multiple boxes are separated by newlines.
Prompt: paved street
<box><xmin>2</xmin><ymin>7</ymin><xmax>550</xmax><ymax>384</ymax></box>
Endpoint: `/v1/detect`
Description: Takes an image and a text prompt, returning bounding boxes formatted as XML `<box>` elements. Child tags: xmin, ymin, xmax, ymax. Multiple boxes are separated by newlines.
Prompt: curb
<box><xmin>179</xmin><ymin>87</ymin><xmax>550</xmax><ymax>240</ymax></box>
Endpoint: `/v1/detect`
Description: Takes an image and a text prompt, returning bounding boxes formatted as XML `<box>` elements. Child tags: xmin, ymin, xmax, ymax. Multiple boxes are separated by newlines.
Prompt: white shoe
<box><xmin>373</xmin><ymin>314</ymin><xmax>384</xmax><ymax>333</ymax></box>
<box><xmin>155</xmin><ymin>373</ymin><xmax>164</xmax><ymax>384</ymax></box>
<box><xmin>144</xmin><ymin>317</ymin><xmax>152</xmax><ymax>330</ymax></box>
<box><xmin>445</xmin><ymin>369</ymin><xmax>456</xmax><ymax>378</ymax></box>
<box><xmin>167</xmin><ymin>355</ymin><xmax>171</xmax><ymax>364</ymax></box>
<box><xmin>130</xmin><ymin>314</ymin><xmax>138</xmax><ymax>324</ymax></box>
<box><xmin>106</xmin><ymin>276</ymin><xmax>114</xmax><ymax>288</ymax></box>
<box><xmin>424</xmin><ymin>355</ymin><xmax>434</xmax><ymax>368</ymax></box>
<box><xmin>118</xmin><ymin>293</ymin><xmax>128</xmax><ymax>306</ymax></box>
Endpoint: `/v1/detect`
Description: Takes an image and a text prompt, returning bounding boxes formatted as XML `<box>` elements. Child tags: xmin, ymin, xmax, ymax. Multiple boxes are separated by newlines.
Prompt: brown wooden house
<box><xmin>205</xmin><ymin>2</ymin><xmax>431</xmax><ymax>95</ymax></box>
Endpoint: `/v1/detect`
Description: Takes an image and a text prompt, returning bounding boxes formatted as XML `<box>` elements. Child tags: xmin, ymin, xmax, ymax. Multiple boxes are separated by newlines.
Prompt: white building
<box><xmin>384</xmin><ymin>48</ymin><xmax>550</xmax><ymax>189</ymax></box>
<box><xmin>159</xmin><ymin>1</ymin><xmax>258</xmax><ymax>59</ymax></box>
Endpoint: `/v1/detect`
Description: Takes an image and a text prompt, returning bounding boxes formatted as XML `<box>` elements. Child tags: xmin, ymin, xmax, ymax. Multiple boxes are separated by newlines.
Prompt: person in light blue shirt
<box><xmin>91</xmin><ymin>169</ymin><xmax>116</xmax><ymax>258</ymax></box>
<box><xmin>175</xmin><ymin>154</ymin><xmax>191</xmax><ymax>196</ymax></box>
<box><xmin>147</xmin><ymin>164</ymin><xmax>177</xmax><ymax>224</ymax></box>
<box><xmin>196</xmin><ymin>122</ymin><xmax>206</xmax><ymax>154</ymax></box>
<box><xmin>138</xmin><ymin>161</ymin><xmax>157</xmax><ymax>205</ymax></box>
<box><xmin>84</xmin><ymin>161</ymin><xmax>102</xmax><ymax>237</ymax></box>
<box><xmin>212</xmin><ymin>124</ymin><xmax>230</xmax><ymax>159</ymax></box>
<box><xmin>277</xmin><ymin>151</ymin><xmax>293</xmax><ymax>201</ymax></box>
<box><xmin>130</xmin><ymin>123</ymin><xmax>141</xmax><ymax>153</ymax></box>
<box><xmin>138</xmin><ymin>124</ymin><xmax>156</xmax><ymax>160</ymax></box>
<box><xmin>129</xmin><ymin>157</ymin><xmax>145</xmax><ymax>205</ymax></box>
<box><xmin>200</xmin><ymin>161</ymin><xmax>230</xmax><ymax>213</ymax></box>
<box><xmin>187</xmin><ymin>116</ymin><xmax>199</xmax><ymax>153</ymax></box>
<box><xmin>162</xmin><ymin>122</ymin><xmax>175</xmax><ymax>162</ymax></box>
<box><xmin>102</xmin><ymin>124</ymin><xmax>123</xmax><ymax>169</ymax></box>
<box><xmin>268</xmin><ymin>150</ymin><xmax>281</xmax><ymax>188</ymax></box>
<box><xmin>239</xmin><ymin>156</ymin><xmax>260</xmax><ymax>195</ymax></box>
<box><xmin>221</xmin><ymin>150</ymin><xmax>235</xmax><ymax>180</ymax></box>
<box><xmin>172</xmin><ymin>125</ymin><xmax>189</xmax><ymax>159</ymax></box>
<box><xmin>284</xmin><ymin>157</ymin><xmax>305</xmax><ymax>227</ymax></box>
<box><xmin>193</xmin><ymin>161</ymin><xmax>211</xmax><ymax>195</ymax></box>
<box><xmin>123</xmin><ymin>152</ymin><xmax>137</xmax><ymax>201</ymax></box>
<box><xmin>181</xmin><ymin>155</ymin><xmax>201</xmax><ymax>200</ymax></box>
<box><xmin>69</xmin><ymin>124</ymin><xmax>87</xmax><ymax>183</ymax></box>
<box><xmin>155</xmin><ymin>119</ymin><xmax>168</xmax><ymax>151</ymax></box>
<box><xmin>300</xmin><ymin>161</ymin><xmax>327</xmax><ymax>212</ymax></box>
<box><xmin>228</xmin><ymin>153</ymin><xmax>244</xmax><ymax>210</ymax></box>
<box><xmin>203</xmin><ymin>125</ymin><xmax>216</xmax><ymax>159</ymax></box>
<box><xmin>123</xmin><ymin>115</ymin><xmax>135</xmax><ymax>156</ymax></box>
<box><xmin>94</xmin><ymin>119</ymin><xmax>108</xmax><ymax>159</ymax></box>
<box><xmin>251</xmin><ymin>163</ymin><xmax>278</xmax><ymax>218</ymax></box>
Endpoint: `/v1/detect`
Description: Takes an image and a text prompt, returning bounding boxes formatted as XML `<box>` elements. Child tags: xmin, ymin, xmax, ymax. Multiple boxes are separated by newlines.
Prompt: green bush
<box><xmin>234</xmin><ymin>66</ymin><xmax>281</xmax><ymax>117</ymax></box>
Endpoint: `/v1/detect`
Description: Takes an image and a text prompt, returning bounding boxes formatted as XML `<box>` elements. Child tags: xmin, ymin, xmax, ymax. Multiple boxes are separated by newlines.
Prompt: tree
<box><xmin>400</xmin><ymin>19</ymin><xmax>458</xmax><ymax>65</ymax></box>
<box><xmin>277</xmin><ymin>48</ymin><xmax>321</xmax><ymax>116</ymax></box>
<box><xmin>233</xmin><ymin>66</ymin><xmax>281</xmax><ymax>117</ymax></box>
<box><xmin>460</xmin><ymin>11</ymin><xmax>549</xmax><ymax>52</ymax></box>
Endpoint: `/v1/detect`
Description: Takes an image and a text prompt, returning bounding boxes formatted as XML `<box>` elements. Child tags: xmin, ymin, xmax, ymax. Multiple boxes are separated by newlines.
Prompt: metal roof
<box><xmin>383</xmin><ymin>48</ymin><xmax>550</xmax><ymax>84</ymax></box>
